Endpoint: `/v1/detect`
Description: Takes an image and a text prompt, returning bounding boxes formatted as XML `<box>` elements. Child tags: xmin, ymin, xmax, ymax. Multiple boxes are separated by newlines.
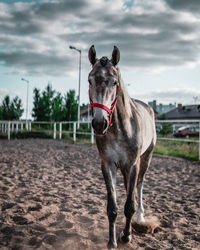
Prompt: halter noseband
<box><xmin>89</xmin><ymin>85</ymin><xmax>120</xmax><ymax>126</ymax></box>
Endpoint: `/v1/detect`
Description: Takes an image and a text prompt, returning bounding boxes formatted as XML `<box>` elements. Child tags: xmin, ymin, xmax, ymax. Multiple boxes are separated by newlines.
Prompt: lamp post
<box><xmin>21</xmin><ymin>78</ymin><xmax>29</xmax><ymax>122</ymax></box>
<box><xmin>69</xmin><ymin>45</ymin><xmax>81</xmax><ymax>128</ymax></box>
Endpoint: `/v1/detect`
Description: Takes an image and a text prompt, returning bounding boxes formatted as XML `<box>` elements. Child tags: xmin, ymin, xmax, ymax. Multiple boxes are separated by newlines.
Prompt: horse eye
<box><xmin>113</xmin><ymin>81</ymin><xmax>117</xmax><ymax>86</ymax></box>
<box><xmin>88</xmin><ymin>80</ymin><xmax>92</xmax><ymax>86</ymax></box>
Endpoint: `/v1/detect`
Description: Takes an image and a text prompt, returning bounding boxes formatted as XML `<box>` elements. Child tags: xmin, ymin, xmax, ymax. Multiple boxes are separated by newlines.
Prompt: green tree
<box><xmin>160</xmin><ymin>123</ymin><xmax>173</xmax><ymax>135</ymax></box>
<box><xmin>51</xmin><ymin>93</ymin><xmax>64</xmax><ymax>121</ymax></box>
<box><xmin>32</xmin><ymin>84</ymin><xmax>56</xmax><ymax>121</ymax></box>
<box><xmin>1</xmin><ymin>95</ymin><xmax>10</xmax><ymax>120</ymax></box>
<box><xmin>63</xmin><ymin>90</ymin><xmax>78</xmax><ymax>121</ymax></box>
<box><xmin>0</xmin><ymin>95</ymin><xmax>24</xmax><ymax>120</ymax></box>
<box><xmin>32</xmin><ymin>84</ymin><xmax>78</xmax><ymax>122</ymax></box>
<box><xmin>12</xmin><ymin>96</ymin><xmax>24</xmax><ymax>119</ymax></box>
<box><xmin>0</xmin><ymin>106</ymin><xmax>3</xmax><ymax>120</ymax></box>
<box><xmin>41</xmin><ymin>84</ymin><xmax>55</xmax><ymax>121</ymax></box>
<box><xmin>32</xmin><ymin>88</ymin><xmax>44</xmax><ymax>121</ymax></box>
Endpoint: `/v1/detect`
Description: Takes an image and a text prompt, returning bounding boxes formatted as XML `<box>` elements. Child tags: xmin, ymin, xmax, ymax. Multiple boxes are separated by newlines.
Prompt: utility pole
<box><xmin>21</xmin><ymin>77</ymin><xmax>29</xmax><ymax>122</ymax></box>
<box><xmin>69</xmin><ymin>45</ymin><xmax>81</xmax><ymax>128</ymax></box>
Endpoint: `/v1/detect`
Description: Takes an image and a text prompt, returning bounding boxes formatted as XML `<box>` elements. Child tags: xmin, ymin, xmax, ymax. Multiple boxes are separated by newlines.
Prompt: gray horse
<box><xmin>88</xmin><ymin>45</ymin><xmax>157</xmax><ymax>249</ymax></box>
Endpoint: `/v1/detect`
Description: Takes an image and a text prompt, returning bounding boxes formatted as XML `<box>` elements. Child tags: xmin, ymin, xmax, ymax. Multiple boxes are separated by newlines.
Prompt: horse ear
<box><xmin>88</xmin><ymin>45</ymin><xmax>97</xmax><ymax>66</ymax></box>
<box><xmin>111</xmin><ymin>46</ymin><xmax>120</xmax><ymax>66</ymax></box>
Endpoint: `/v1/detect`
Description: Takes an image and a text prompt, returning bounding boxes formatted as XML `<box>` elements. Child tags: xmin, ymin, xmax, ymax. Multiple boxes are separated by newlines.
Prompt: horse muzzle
<box><xmin>92</xmin><ymin>117</ymin><xmax>109</xmax><ymax>135</ymax></box>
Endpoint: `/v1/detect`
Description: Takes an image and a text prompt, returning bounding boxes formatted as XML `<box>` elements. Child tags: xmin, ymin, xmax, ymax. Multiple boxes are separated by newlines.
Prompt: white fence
<box><xmin>0</xmin><ymin>121</ymin><xmax>32</xmax><ymax>140</ymax></box>
<box><xmin>0</xmin><ymin>120</ymin><xmax>95</xmax><ymax>144</ymax></box>
<box><xmin>0</xmin><ymin>119</ymin><xmax>200</xmax><ymax>160</ymax></box>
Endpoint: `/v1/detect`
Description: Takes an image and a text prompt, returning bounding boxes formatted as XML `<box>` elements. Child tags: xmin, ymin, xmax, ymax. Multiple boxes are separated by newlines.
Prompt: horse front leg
<box><xmin>120</xmin><ymin>162</ymin><xmax>139</xmax><ymax>243</ymax></box>
<box><xmin>101</xmin><ymin>162</ymin><xmax>118</xmax><ymax>249</ymax></box>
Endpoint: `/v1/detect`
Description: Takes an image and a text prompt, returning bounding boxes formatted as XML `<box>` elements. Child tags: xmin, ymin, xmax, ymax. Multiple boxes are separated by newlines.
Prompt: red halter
<box><xmin>89</xmin><ymin>85</ymin><xmax>120</xmax><ymax>126</ymax></box>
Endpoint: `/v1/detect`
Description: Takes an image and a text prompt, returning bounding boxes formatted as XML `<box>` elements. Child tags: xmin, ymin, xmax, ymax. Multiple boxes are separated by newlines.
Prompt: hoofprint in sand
<box><xmin>0</xmin><ymin>139</ymin><xmax>199</xmax><ymax>249</ymax></box>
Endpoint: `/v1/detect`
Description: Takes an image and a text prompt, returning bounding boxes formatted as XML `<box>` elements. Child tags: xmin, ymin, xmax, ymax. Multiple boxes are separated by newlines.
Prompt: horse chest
<box><xmin>104</xmin><ymin>141</ymin><xmax>133</xmax><ymax>166</ymax></box>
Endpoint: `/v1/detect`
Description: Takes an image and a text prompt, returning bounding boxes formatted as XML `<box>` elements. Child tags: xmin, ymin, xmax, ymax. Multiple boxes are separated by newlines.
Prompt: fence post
<box><xmin>8</xmin><ymin>121</ymin><xmax>10</xmax><ymax>140</ymax></box>
<box><xmin>11</xmin><ymin>122</ymin><xmax>14</xmax><ymax>132</ymax></box>
<box><xmin>53</xmin><ymin>122</ymin><xmax>56</xmax><ymax>139</ymax></box>
<box><xmin>59</xmin><ymin>122</ymin><xmax>62</xmax><ymax>139</ymax></box>
<box><xmin>73</xmin><ymin>122</ymin><xmax>76</xmax><ymax>143</ymax></box>
<box><xmin>16</xmin><ymin>122</ymin><xmax>18</xmax><ymax>132</ymax></box>
<box><xmin>3</xmin><ymin>123</ymin><xmax>6</xmax><ymax>133</ymax></box>
<box><xmin>91</xmin><ymin>127</ymin><xmax>94</xmax><ymax>145</ymax></box>
<box><xmin>21</xmin><ymin>123</ymin><xmax>23</xmax><ymax>132</ymax></box>
<box><xmin>29</xmin><ymin>122</ymin><xmax>32</xmax><ymax>131</ymax></box>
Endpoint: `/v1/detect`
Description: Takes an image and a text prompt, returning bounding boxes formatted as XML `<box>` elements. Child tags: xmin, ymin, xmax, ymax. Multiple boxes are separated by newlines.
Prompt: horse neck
<box><xmin>112</xmin><ymin>84</ymin><xmax>134</xmax><ymax>136</ymax></box>
<box><xmin>117</xmin><ymin>75</ymin><xmax>133</xmax><ymax>119</ymax></box>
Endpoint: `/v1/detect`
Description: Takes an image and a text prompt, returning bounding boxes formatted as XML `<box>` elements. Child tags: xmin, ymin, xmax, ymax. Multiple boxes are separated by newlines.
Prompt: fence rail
<box><xmin>0</xmin><ymin>120</ymin><xmax>95</xmax><ymax>145</ymax></box>
<box><xmin>0</xmin><ymin>119</ymin><xmax>200</xmax><ymax>160</ymax></box>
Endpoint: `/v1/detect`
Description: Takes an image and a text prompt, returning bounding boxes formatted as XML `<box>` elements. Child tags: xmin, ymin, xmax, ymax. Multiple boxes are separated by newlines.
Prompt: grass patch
<box><xmin>154</xmin><ymin>140</ymin><xmax>199</xmax><ymax>161</ymax></box>
<box><xmin>0</xmin><ymin>133</ymin><xmax>7</xmax><ymax>139</ymax></box>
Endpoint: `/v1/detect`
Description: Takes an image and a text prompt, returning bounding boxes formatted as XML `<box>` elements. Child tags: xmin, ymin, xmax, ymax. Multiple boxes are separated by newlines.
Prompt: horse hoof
<box><xmin>107</xmin><ymin>241</ymin><xmax>117</xmax><ymax>249</ymax></box>
<box><xmin>119</xmin><ymin>231</ymin><xmax>132</xmax><ymax>243</ymax></box>
<box><xmin>132</xmin><ymin>217</ymin><xmax>159</xmax><ymax>234</ymax></box>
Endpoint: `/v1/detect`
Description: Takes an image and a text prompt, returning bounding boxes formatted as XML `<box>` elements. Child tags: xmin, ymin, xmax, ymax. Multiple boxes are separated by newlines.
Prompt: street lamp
<box><xmin>21</xmin><ymin>77</ymin><xmax>29</xmax><ymax>122</ymax></box>
<box><xmin>69</xmin><ymin>45</ymin><xmax>81</xmax><ymax>128</ymax></box>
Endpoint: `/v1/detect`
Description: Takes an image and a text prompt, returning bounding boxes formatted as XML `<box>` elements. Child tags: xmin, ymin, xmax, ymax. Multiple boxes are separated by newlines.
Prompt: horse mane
<box><xmin>117</xmin><ymin>68</ymin><xmax>134</xmax><ymax>119</ymax></box>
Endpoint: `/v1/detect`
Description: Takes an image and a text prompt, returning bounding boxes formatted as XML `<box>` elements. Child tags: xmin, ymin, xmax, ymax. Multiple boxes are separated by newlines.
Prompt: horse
<box><xmin>88</xmin><ymin>45</ymin><xmax>157</xmax><ymax>249</ymax></box>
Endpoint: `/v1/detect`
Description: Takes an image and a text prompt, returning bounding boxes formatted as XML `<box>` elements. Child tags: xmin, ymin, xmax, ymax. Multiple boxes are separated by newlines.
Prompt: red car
<box><xmin>173</xmin><ymin>126</ymin><xmax>199</xmax><ymax>138</ymax></box>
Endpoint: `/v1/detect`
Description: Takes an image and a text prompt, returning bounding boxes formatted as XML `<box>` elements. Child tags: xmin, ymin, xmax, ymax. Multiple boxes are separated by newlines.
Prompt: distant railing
<box><xmin>0</xmin><ymin>120</ymin><xmax>32</xmax><ymax>140</ymax></box>
<box><xmin>156</xmin><ymin>119</ymin><xmax>200</xmax><ymax>142</ymax></box>
<box><xmin>155</xmin><ymin>119</ymin><xmax>200</xmax><ymax>160</ymax></box>
<box><xmin>0</xmin><ymin>119</ymin><xmax>200</xmax><ymax>160</ymax></box>
<box><xmin>0</xmin><ymin>120</ymin><xmax>94</xmax><ymax>144</ymax></box>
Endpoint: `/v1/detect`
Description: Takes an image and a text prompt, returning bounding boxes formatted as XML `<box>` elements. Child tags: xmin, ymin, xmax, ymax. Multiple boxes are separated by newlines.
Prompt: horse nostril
<box><xmin>92</xmin><ymin>118</ymin><xmax>108</xmax><ymax>134</ymax></box>
<box><xmin>92</xmin><ymin>119</ymin><xmax>100</xmax><ymax>132</ymax></box>
<box><xmin>91</xmin><ymin>119</ymin><xmax>96</xmax><ymax>130</ymax></box>
<box><xmin>103</xmin><ymin>119</ymin><xmax>108</xmax><ymax>131</ymax></box>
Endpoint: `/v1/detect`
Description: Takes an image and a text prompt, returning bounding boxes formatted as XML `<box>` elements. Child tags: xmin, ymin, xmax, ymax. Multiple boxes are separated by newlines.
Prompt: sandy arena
<box><xmin>0</xmin><ymin>139</ymin><xmax>199</xmax><ymax>250</ymax></box>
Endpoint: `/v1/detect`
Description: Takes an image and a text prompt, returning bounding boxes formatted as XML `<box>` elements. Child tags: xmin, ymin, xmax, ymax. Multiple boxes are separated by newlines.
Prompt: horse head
<box><xmin>88</xmin><ymin>45</ymin><xmax>120</xmax><ymax>135</ymax></box>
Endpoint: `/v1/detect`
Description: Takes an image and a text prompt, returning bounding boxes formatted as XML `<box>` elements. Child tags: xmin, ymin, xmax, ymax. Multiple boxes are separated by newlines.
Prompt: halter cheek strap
<box><xmin>89</xmin><ymin>86</ymin><xmax>120</xmax><ymax>126</ymax></box>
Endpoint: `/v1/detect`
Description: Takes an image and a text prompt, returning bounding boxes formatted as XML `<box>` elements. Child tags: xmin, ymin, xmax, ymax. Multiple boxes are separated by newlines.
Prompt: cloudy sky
<box><xmin>0</xmin><ymin>0</ymin><xmax>200</xmax><ymax>119</ymax></box>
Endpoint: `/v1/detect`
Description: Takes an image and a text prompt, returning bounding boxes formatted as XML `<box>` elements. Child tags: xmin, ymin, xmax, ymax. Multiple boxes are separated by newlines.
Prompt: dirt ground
<box><xmin>0</xmin><ymin>139</ymin><xmax>199</xmax><ymax>250</ymax></box>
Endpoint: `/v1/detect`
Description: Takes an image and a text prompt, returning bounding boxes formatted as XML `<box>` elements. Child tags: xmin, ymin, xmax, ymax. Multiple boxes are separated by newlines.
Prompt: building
<box><xmin>80</xmin><ymin>101</ymin><xmax>200</xmax><ymax>121</ymax></box>
<box><xmin>159</xmin><ymin>104</ymin><xmax>200</xmax><ymax>120</ymax></box>
<box><xmin>148</xmin><ymin>100</ymin><xmax>176</xmax><ymax>115</ymax></box>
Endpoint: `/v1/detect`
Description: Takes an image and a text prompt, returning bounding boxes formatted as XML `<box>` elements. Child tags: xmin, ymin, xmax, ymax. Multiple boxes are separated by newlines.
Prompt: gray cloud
<box><xmin>35</xmin><ymin>0</ymin><xmax>89</xmax><ymax>19</ymax></box>
<box><xmin>0</xmin><ymin>0</ymin><xmax>200</xmax><ymax>76</ymax></box>
<box><xmin>165</xmin><ymin>0</ymin><xmax>200</xmax><ymax>14</ymax></box>
<box><xmin>0</xmin><ymin>50</ymin><xmax>74</xmax><ymax>76</ymax></box>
